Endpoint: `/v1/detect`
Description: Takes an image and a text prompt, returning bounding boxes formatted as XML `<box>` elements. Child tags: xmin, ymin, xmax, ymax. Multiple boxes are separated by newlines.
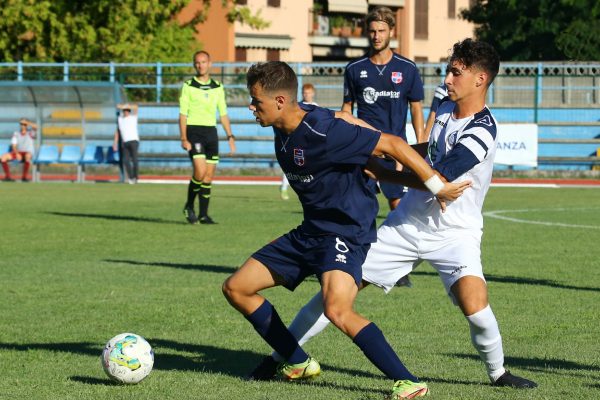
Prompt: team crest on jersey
<box><xmin>475</xmin><ymin>115</ymin><xmax>493</xmax><ymax>126</ymax></box>
<box><xmin>360</xmin><ymin>70</ymin><xmax>368</xmax><ymax>78</ymax></box>
<box><xmin>447</xmin><ymin>131</ymin><xmax>458</xmax><ymax>146</ymax></box>
<box><xmin>293</xmin><ymin>148</ymin><xmax>305</xmax><ymax>166</ymax></box>
<box><xmin>391</xmin><ymin>72</ymin><xmax>403</xmax><ymax>84</ymax></box>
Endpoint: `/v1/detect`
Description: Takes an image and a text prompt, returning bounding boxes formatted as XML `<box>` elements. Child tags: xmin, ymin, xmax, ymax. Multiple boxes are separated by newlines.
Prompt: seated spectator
<box><xmin>1</xmin><ymin>118</ymin><xmax>37</xmax><ymax>182</ymax></box>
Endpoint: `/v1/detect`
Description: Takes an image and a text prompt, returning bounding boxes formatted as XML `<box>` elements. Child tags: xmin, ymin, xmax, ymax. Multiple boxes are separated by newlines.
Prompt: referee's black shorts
<box><xmin>187</xmin><ymin>125</ymin><xmax>219</xmax><ymax>164</ymax></box>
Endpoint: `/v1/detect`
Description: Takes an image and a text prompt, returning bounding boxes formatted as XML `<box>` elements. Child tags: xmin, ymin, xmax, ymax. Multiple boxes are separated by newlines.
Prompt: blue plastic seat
<box><xmin>33</xmin><ymin>145</ymin><xmax>59</xmax><ymax>182</ymax></box>
<box><xmin>59</xmin><ymin>145</ymin><xmax>81</xmax><ymax>164</ymax></box>
<box><xmin>35</xmin><ymin>145</ymin><xmax>59</xmax><ymax>164</ymax></box>
<box><xmin>81</xmin><ymin>145</ymin><xmax>104</xmax><ymax>164</ymax></box>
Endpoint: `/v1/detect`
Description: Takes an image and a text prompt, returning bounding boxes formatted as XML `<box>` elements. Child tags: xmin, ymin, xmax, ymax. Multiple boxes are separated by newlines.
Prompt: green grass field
<box><xmin>1</xmin><ymin>182</ymin><xmax>599</xmax><ymax>400</ymax></box>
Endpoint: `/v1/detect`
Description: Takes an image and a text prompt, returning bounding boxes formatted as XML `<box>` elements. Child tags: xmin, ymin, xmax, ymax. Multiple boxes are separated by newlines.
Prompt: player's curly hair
<box><xmin>365</xmin><ymin>6</ymin><xmax>395</xmax><ymax>29</ymax></box>
<box><xmin>246</xmin><ymin>61</ymin><xmax>298</xmax><ymax>97</ymax></box>
<box><xmin>449</xmin><ymin>39</ymin><xmax>500</xmax><ymax>85</ymax></box>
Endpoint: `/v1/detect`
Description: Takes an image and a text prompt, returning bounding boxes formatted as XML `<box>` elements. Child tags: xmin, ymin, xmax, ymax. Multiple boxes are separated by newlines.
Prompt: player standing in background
<box><xmin>179</xmin><ymin>50</ymin><xmax>236</xmax><ymax>224</ymax></box>
<box><xmin>258</xmin><ymin>39</ymin><xmax>538</xmax><ymax>390</ymax></box>
<box><xmin>424</xmin><ymin>83</ymin><xmax>448</xmax><ymax>142</ymax></box>
<box><xmin>223</xmin><ymin>61</ymin><xmax>470</xmax><ymax>399</ymax></box>
<box><xmin>113</xmin><ymin>103</ymin><xmax>140</xmax><ymax>184</ymax></box>
<box><xmin>280</xmin><ymin>83</ymin><xmax>319</xmax><ymax>201</ymax></box>
<box><xmin>344</xmin><ymin>6</ymin><xmax>426</xmax><ymax>287</ymax></box>
<box><xmin>1</xmin><ymin>118</ymin><xmax>37</xmax><ymax>182</ymax></box>
<box><xmin>342</xmin><ymin>6</ymin><xmax>426</xmax><ymax>211</ymax></box>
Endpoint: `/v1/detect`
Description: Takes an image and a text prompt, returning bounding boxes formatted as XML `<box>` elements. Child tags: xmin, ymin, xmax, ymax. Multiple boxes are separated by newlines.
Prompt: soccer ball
<box><xmin>101</xmin><ymin>333</ymin><xmax>154</xmax><ymax>384</ymax></box>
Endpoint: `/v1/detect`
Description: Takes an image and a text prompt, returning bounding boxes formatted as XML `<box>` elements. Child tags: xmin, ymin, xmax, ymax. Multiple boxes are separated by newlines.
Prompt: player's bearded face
<box><xmin>368</xmin><ymin>21</ymin><xmax>392</xmax><ymax>52</ymax></box>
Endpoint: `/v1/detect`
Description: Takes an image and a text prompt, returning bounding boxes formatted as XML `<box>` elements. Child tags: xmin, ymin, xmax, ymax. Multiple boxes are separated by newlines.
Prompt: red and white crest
<box><xmin>391</xmin><ymin>72</ymin><xmax>403</xmax><ymax>84</ymax></box>
<box><xmin>293</xmin><ymin>148</ymin><xmax>305</xmax><ymax>166</ymax></box>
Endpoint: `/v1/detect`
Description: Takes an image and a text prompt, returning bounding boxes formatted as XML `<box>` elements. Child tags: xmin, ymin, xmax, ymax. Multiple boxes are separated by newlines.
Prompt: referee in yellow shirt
<box><xmin>179</xmin><ymin>50</ymin><xmax>236</xmax><ymax>224</ymax></box>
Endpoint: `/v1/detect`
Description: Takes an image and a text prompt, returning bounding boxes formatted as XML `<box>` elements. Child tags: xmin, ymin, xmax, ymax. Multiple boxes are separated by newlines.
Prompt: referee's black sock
<box><xmin>199</xmin><ymin>182</ymin><xmax>212</xmax><ymax>217</ymax></box>
<box><xmin>186</xmin><ymin>178</ymin><xmax>202</xmax><ymax>208</ymax></box>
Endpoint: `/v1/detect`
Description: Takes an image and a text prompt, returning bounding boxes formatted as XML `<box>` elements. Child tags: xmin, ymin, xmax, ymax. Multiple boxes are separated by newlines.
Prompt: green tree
<box><xmin>461</xmin><ymin>0</ymin><xmax>600</xmax><ymax>61</ymax></box>
<box><xmin>0</xmin><ymin>0</ymin><xmax>269</xmax><ymax>62</ymax></box>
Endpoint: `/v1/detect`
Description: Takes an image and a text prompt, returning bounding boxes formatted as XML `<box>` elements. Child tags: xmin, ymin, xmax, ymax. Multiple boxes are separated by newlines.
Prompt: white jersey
<box><xmin>11</xmin><ymin>130</ymin><xmax>36</xmax><ymax>154</ymax></box>
<box><xmin>394</xmin><ymin>100</ymin><xmax>498</xmax><ymax>234</ymax></box>
<box><xmin>117</xmin><ymin>115</ymin><xmax>139</xmax><ymax>143</ymax></box>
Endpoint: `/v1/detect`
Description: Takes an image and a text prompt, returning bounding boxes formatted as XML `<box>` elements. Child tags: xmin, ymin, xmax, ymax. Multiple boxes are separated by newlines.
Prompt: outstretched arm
<box><xmin>372</xmin><ymin>133</ymin><xmax>471</xmax><ymax>202</ymax></box>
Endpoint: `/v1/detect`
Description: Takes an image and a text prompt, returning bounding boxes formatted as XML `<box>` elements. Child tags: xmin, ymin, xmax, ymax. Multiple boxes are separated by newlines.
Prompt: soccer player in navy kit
<box><xmin>343</xmin><ymin>6</ymin><xmax>425</xmax><ymax>212</ymax></box>
<box><xmin>222</xmin><ymin>61</ymin><xmax>470</xmax><ymax>399</ymax></box>
<box><xmin>257</xmin><ymin>40</ymin><xmax>538</xmax><ymax>391</ymax></box>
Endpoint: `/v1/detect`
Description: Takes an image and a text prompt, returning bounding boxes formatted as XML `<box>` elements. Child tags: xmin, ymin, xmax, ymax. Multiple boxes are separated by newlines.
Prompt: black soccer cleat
<box><xmin>183</xmin><ymin>204</ymin><xmax>199</xmax><ymax>224</ymax></box>
<box><xmin>492</xmin><ymin>371</ymin><xmax>538</xmax><ymax>389</ymax></box>
<box><xmin>246</xmin><ymin>355</ymin><xmax>279</xmax><ymax>381</ymax></box>
<box><xmin>199</xmin><ymin>215</ymin><xmax>216</xmax><ymax>225</ymax></box>
<box><xmin>394</xmin><ymin>275</ymin><xmax>413</xmax><ymax>288</ymax></box>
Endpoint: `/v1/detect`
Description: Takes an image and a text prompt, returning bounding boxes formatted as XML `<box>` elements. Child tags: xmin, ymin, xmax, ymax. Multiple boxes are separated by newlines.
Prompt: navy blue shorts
<box><xmin>252</xmin><ymin>228</ymin><xmax>370</xmax><ymax>291</ymax></box>
<box><xmin>377</xmin><ymin>158</ymin><xmax>408</xmax><ymax>200</ymax></box>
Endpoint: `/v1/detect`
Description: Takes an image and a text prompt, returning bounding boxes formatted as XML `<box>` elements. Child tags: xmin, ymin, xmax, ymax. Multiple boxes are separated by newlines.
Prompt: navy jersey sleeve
<box><xmin>435</xmin><ymin>122</ymin><xmax>497</xmax><ymax>181</ymax></box>
<box><xmin>430</xmin><ymin>84</ymin><xmax>448</xmax><ymax>113</ymax></box>
<box><xmin>406</xmin><ymin>67</ymin><xmax>425</xmax><ymax>102</ymax></box>
<box><xmin>326</xmin><ymin>118</ymin><xmax>381</xmax><ymax>165</ymax></box>
<box><xmin>343</xmin><ymin>66</ymin><xmax>355</xmax><ymax>104</ymax></box>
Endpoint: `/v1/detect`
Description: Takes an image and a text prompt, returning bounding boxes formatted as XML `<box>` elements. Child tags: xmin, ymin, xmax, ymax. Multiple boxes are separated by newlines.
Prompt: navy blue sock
<box><xmin>246</xmin><ymin>300</ymin><xmax>308</xmax><ymax>364</ymax></box>
<box><xmin>353</xmin><ymin>322</ymin><xmax>418</xmax><ymax>382</ymax></box>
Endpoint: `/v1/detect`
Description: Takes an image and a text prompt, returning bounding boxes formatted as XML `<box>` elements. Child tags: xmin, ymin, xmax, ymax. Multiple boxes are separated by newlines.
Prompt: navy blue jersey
<box><xmin>343</xmin><ymin>53</ymin><xmax>424</xmax><ymax>139</ymax></box>
<box><xmin>274</xmin><ymin>104</ymin><xmax>381</xmax><ymax>244</ymax></box>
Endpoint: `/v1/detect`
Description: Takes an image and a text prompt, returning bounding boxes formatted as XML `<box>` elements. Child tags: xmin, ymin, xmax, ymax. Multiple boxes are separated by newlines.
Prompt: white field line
<box><xmin>483</xmin><ymin>207</ymin><xmax>600</xmax><ymax>229</ymax></box>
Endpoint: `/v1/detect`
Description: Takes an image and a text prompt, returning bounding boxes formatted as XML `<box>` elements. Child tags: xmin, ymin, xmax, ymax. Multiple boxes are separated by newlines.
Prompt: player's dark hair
<box><xmin>365</xmin><ymin>6</ymin><xmax>395</xmax><ymax>29</ymax></box>
<box><xmin>192</xmin><ymin>50</ymin><xmax>210</xmax><ymax>62</ymax></box>
<box><xmin>449</xmin><ymin>39</ymin><xmax>500</xmax><ymax>85</ymax></box>
<box><xmin>246</xmin><ymin>61</ymin><xmax>298</xmax><ymax>97</ymax></box>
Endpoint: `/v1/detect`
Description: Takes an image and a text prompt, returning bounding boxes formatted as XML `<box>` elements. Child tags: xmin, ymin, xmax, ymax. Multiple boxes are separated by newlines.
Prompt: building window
<box><xmin>414</xmin><ymin>0</ymin><xmax>428</xmax><ymax>39</ymax></box>
<box><xmin>267</xmin><ymin>0</ymin><xmax>281</xmax><ymax>7</ymax></box>
<box><xmin>236</xmin><ymin>0</ymin><xmax>247</xmax><ymax>4</ymax></box>
<box><xmin>235</xmin><ymin>47</ymin><xmax>247</xmax><ymax>62</ymax></box>
<box><xmin>448</xmin><ymin>0</ymin><xmax>456</xmax><ymax>18</ymax></box>
<box><xmin>414</xmin><ymin>56</ymin><xmax>428</xmax><ymax>63</ymax></box>
<box><xmin>267</xmin><ymin>49</ymin><xmax>280</xmax><ymax>61</ymax></box>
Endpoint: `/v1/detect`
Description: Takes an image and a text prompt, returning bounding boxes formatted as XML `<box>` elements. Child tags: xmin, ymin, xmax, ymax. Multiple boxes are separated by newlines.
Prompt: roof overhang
<box><xmin>368</xmin><ymin>0</ymin><xmax>405</xmax><ymax>7</ymax></box>
<box><xmin>328</xmin><ymin>0</ymin><xmax>368</xmax><ymax>14</ymax></box>
<box><xmin>235</xmin><ymin>33</ymin><xmax>292</xmax><ymax>50</ymax></box>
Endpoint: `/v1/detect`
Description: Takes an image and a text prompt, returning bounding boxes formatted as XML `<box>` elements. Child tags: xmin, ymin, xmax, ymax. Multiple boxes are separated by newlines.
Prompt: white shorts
<box><xmin>362</xmin><ymin>220</ymin><xmax>485</xmax><ymax>305</ymax></box>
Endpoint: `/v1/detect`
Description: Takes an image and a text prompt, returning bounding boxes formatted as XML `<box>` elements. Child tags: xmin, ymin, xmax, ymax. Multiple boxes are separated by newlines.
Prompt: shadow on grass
<box><xmin>103</xmin><ymin>259</ymin><xmax>238</xmax><ymax>274</ymax></box>
<box><xmin>102</xmin><ymin>259</ymin><xmax>321</xmax><ymax>283</ymax></box>
<box><xmin>46</xmin><ymin>211</ymin><xmax>182</xmax><ymax>225</ymax></box>
<box><xmin>451</xmin><ymin>353</ymin><xmax>600</xmax><ymax>374</ymax></box>
<box><xmin>69</xmin><ymin>376</ymin><xmax>118</xmax><ymax>386</ymax></box>
<box><xmin>0</xmin><ymin>339</ymin><xmax>387</xmax><ymax>393</ymax></box>
<box><xmin>411</xmin><ymin>271</ymin><xmax>600</xmax><ymax>292</ymax></box>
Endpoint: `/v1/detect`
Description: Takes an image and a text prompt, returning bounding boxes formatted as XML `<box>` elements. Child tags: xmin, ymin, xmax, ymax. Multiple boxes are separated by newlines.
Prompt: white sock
<box><xmin>271</xmin><ymin>291</ymin><xmax>330</xmax><ymax>362</ymax></box>
<box><xmin>466</xmin><ymin>305</ymin><xmax>506</xmax><ymax>382</ymax></box>
<box><xmin>280</xmin><ymin>174</ymin><xmax>289</xmax><ymax>191</ymax></box>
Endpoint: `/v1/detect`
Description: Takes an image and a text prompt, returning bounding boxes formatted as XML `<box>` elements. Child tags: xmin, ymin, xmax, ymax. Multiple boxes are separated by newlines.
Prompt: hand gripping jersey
<box><xmin>343</xmin><ymin>53</ymin><xmax>424</xmax><ymax>139</ymax></box>
<box><xmin>395</xmin><ymin>100</ymin><xmax>498</xmax><ymax>233</ymax></box>
<box><xmin>275</xmin><ymin>104</ymin><xmax>381</xmax><ymax>244</ymax></box>
<box><xmin>179</xmin><ymin>77</ymin><xmax>228</xmax><ymax>126</ymax></box>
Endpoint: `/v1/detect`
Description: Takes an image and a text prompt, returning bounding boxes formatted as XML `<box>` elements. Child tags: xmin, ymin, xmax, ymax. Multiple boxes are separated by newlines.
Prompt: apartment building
<box><xmin>179</xmin><ymin>0</ymin><xmax>475</xmax><ymax>62</ymax></box>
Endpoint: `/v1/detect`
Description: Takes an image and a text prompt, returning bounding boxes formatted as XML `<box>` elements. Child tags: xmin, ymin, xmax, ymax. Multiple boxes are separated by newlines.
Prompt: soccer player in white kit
<box><xmin>250</xmin><ymin>39</ymin><xmax>537</xmax><ymax>390</ymax></box>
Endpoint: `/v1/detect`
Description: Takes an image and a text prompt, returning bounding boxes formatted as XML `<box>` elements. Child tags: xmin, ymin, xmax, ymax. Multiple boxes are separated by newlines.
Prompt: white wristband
<box><xmin>424</xmin><ymin>175</ymin><xmax>444</xmax><ymax>195</ymax></box>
